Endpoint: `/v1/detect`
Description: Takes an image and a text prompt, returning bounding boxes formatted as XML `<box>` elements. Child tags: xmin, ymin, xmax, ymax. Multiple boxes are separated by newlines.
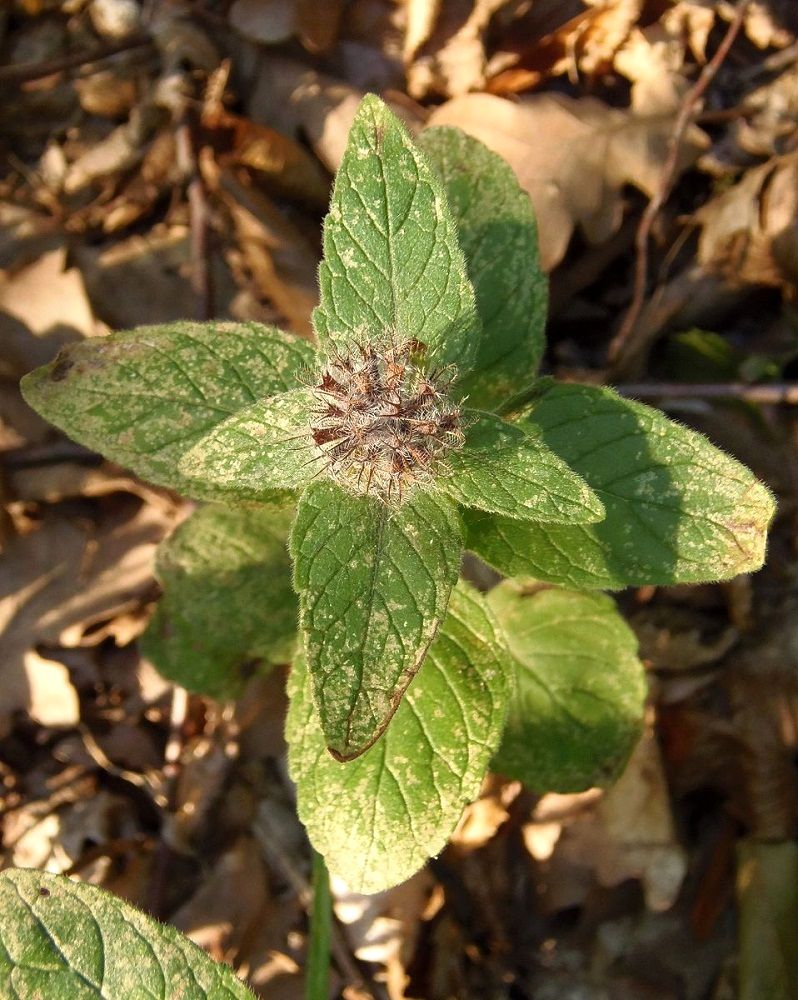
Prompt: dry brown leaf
<box><xmin>229</xmin><ymin>0</ymin><xmax>298</xmax><ymax>45</ymax></box>
<box><xmin>0</xmin><ymin>247</ymin><xmax>97</xmax><ymax>378</ymax></box>
<box><xmin>0</xmin><ymin>503</ymin><xmax>176</xmax><ymax>734</ymax></box>
<box><xmin>75</xmin><ymin>69</ymin><xmax>139</xmax><ymax>120</ymax></box>
<box><xmin>662</xmin><ymin>0</ymin><xmax>716</xmax><ymax>62</ymax></box>
<box><xmin>719</xmin><ymin>0</ymin><xmax>796</xmax><ymax>49</ymax></box>
<box><xmin>73</xmin><ymin>226</ymin><xmax>236</xmax><ymax>328</ymax></box>
<box><xmin>63</xmin><ymin>102</ymin><xmax>160</xmax><ymax>196</ymax></box>
<box><xmin>246</xmin><ymin>57</ymin><xmax>420</xmax><ymax>172</ymax></box>
<box><xmin>428</xmin><ymin>92</ymin><xmax>708</xmax><ymax>270</ymax></box>
<box><xmin>449</xmin><ymin>776</ymin><xmax>521</xmax><ymax>852</ymax></box>
<box><xmin>172</xmin><ymin>835</ymin><xmax>271</xmax><ymax>961</ymax></box>
<box><xmin>201</xmin><ymin>65</ymin><xmax>330</xmax><ymax>208</ymax></box>
<box><xmin>213</xmin><ymin>166</ymin><xmax>319</xmax><ymax>337</ymax></box>
<box><xmin>613</xmin><ymin>23</ymin><xmax>689</xmax><ymax>114</ymax></box>
<box><xmin>696</xmin><ymin>152</ymin><xmax>798</xmax><ymax>292</ymax></box>
<box><xmin>9</xmin><ymin>461</ymin><xmax>181</xmax><ymax>509</ymax></box>
<box><xmin>553</xmin><ymin>725</ymin><xmax>687</xmax><ymax>911</ymax></box>
<box><xmin>23</xmin><ymin>650</ymin><xmax>80</xmax><ymax>728</ymax></box>
<box><xmin>332</xmin><ymin>870</ymin><xmax>433</xmax><ymax>1000</ymax></box>
<box><xmin>720</xmin><ymin>63</ymin><xmax>798</xmax><ymax>163</ymax></box>
<box><xmin>247</xmin><ymin>57</ymin><xmax>367</xmax><ymax>172</ymax></box>
<box><xmin>402</xmin><ymin>0</ymin><xmax>442</xmax><ymax>63</ymax></box>
<box><xmin>578</xmin><ymin>0</ymin><xmax>643</xmax><ymax>76</ymax></box>
<box><xmin>406</xmin><ymin>0</ymin><xmax>511</xmax><ymax>99</ymax></box>
<box><xmin>89</xmin><ymin>0</ymin><xmax>142</xmax><ymax>40</ymax></box>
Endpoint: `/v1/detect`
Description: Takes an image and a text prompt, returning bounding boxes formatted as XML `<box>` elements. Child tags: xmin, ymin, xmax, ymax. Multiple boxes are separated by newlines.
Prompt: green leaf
<box><xmin>141</xmin><ymin>504</ymin><xmax>298</xmax><ymax>700</ymax></box>
<box><xmin>20</xmin><ymin>322</ymin><xmax>314</xmax><ymax>500</ymax></box>
<box><xmin>0</xmin><ymin>868</ymin><xmax>254</xmax><ymax>998</ymax></box>
<box><xmin>442</xmin><ymin>409</ymin><xmax>604</xmax><ymax>523</ymax></box>
<box><xmin>313</xmin><ymin>95</ymin><xmax>480</xmax><ymax>375</ymax></box>
<box><xmin>487</xmin><ymin>582</ymin><xmax>646</xmax><ymax>791</ymax></box>
<box><xmin>179</xmin><ymin>388</ymin><xmax>320</xmax><ymax>503</ymax></box>
<box><xmin>738</xmin><ymin>840</ymin><xmax>798</xmax><ymax>1000</ymax></box>
<box><xmin>286</xmin><ymin>583</ymin><xmax>510</xmax><ymax>893</ymax></box>
<box><xmin>418</xmin><ymin>126</ymin><xmax>547</xmax><ymax>410</ymax></box>
<box><xmin>466</xmin><ymin>381</ymin><xmax>776</xmax><ymax>587</ymax></box>
<box><xmin>291</xmin><ymin>481</ymin><xmax>462</xmax><ymax>761</ymax></box>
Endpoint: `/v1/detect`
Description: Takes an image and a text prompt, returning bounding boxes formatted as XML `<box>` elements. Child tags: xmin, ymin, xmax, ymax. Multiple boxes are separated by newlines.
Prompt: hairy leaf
<box><xmin>467</xmin><ymin>381</ymin><xmax>776</xmax><ymax>587</ymax></box>
<box><xmin>179</xmin><ymin>388</ymin><xmax>320</xmax><ymax>503</ymax></box>
<box><xmin>287</xmin><ymin>583</ymin><xmax>509</xmax><ymax>893</ymax></box>
<box><xmin>0</xmin><ymin>868</ymin><xmax>254</xmax><ymax>998</ymax></box>
<box><xmin>291</xmin><ymin>481</ymin><xmax>462</xmax><ymax>760</ymax></box>
<box><xmin>488</xmin><ymin>583</ymin><xmax>646</xmax><ymax>791</ymax></box>
<box><xmin>20</xmin><ymin>322</ymin><xmax>314</xmax><ymax>500</ymax></box>
<box><xmin>313</xmin><ymin>95</ymin><xmax>480</xmax><ymax>375</ymax></box>
<box><xmin>443</xmin><ymin>410</ymin><xmax>604</xmax><ymax>523</ymax></box>
<box><xmin>142</xmin><ymin>504</ymin><xmax>297</xmax><ymax>699</ymax></box>
<box><xmin>419</xmin><ymin>127</ymin><xmax>547</xmax><ymax>409</ymax></box>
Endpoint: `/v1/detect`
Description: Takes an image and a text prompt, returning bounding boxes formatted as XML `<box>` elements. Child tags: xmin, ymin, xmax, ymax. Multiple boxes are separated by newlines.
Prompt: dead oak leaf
<box><xmin>428</xmin><ymin>91</ymin><xmax>708</xmax><ymax>270</ymax></box>
<box><xmin>0</xmin><ymin>504</ymin><xmax>176</xmax><ymax>735</ymax></box>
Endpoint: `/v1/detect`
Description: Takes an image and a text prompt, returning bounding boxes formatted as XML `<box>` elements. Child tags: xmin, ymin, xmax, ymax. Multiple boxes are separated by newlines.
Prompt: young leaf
<box><xmin>287</xmin><ymin>583</ymin><xmax>510</xmax><ymax>894</ymax></box>
<box><xmin>179</xmin><ymin>388</ymin><xmax>320</xmax><ymax>502</ymax></box>
<box><xmin>418</xmin><ymin>127</ymin><xmax>547</xmax><ymax>410</ymax></box>
<box><xmin>487</xmin><ymin>583</ymin><xmax>647</xmax><ymax>791</ymax></box>
<box><xmin>467</xmin><ymin>381</ymin><xmax>776</xmax><ymax>588</ymax></box>
<box><xmin>20</xmin><ymin>322</ymin><xmax>314</xmax><ymax>500</ymax></box>
<box><xmin>291</xmin><ymin>481</ymin><xmax>462</xmax><ymax>761</ymax></box>
<box><xmin>0</xmin><ymin>868</ymin><xmax>254</xmax><ymax>998</ymax></box>
<box><xmin>142</xmin><ymin>504</ymin><xmax>298</xmax><ymax>700</ymax></box>
<box><xmin>313</xmin><ymin>94</ymin><xmax>480</xmax><ymax>375</ymax></box>
<box><xmin>442</xmin><ymin>410</ymin><xmax>604</xmax><ymax>523</ymax></box>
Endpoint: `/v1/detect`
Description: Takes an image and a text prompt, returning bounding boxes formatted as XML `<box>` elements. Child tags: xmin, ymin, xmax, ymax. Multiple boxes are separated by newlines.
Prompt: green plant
<box><xmin>20</xmin><ymin>96</ymin><xmax>774</xmax><ymax>904</ymax></box>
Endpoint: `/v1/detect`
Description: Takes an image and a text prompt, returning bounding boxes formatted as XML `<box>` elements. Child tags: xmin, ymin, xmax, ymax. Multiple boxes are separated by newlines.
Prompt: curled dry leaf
<box><xmin>0</xmin><ymin>504</ymin><xmax>177</xmax><ymax>735</ymax></box>
<box><xmin>246</xmin><ymin>57</ymin><xmax>420</xmax><ymax>173</ymax></box>
<box><xmin>540</xmin><ymin>726</ymin><xmax>687</xmax><ymax>912</ymax></box>
<box><xmin>405</xmin><ymin>0</ymin><xmax>512</xmax><ymax>99</ymax></box>
<box><xmin>0</xmin><ymin>247</ymin><xmax>97</xmax><ymax>378</ymax></box>
<box><xmin>696</xmin><ymin>152</ymin><xmax>798</xmax><ymax>292</ymax></box>
<box><xmin>428</xmin><ymin>92</ymin><xmax>708</xmax><ymax>270</ymax></box>
<box><xmin>210</xmin><ymin>166</ymin><xmax>319</xmax><ymax>337</ymax></box>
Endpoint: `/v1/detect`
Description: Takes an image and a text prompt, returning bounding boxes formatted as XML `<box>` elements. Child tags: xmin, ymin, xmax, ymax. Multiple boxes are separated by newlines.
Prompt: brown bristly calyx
<box><xmin>306</xmin><ymin>334</ymin><xmax>463</xmax><ymax>503</ymax></box>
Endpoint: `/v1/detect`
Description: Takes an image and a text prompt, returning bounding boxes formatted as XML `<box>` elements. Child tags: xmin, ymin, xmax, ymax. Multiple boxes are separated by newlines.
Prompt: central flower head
<box><xmin>308</xmin><ymin>336</ymin><xmax>463</xmax><ymax>502</ymax></box>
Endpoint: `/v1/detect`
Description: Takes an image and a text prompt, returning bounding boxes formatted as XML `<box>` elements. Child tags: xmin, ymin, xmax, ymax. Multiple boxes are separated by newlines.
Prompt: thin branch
<box><xmin>176</xmin><ymin>121</ymin><xmax>213</xmax><ymax>321</ymax></box>
<box><xmin>0</xmin><ymin>33</ymin><xmax>153</xmax><ymax>86</ymax></box>
<box><xmin>616</xmin><ymin>382</ymin><xmax>798</xmax><ymax>405</ymax></box>
<box><xmin>607</xmin><ymin>0</ymin><xmax>751</xmax><ymax>375</ymax></box>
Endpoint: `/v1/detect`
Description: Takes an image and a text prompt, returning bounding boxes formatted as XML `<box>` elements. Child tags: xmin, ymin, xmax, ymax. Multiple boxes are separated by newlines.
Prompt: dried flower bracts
<box><xmin>307</xmin><ymin>335</ymin><xmax>463</xmax><ymax>503</ymax></box>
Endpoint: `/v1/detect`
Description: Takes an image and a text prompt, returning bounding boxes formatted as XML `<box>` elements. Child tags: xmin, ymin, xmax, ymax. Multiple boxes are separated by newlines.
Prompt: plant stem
<box><xmin>306</xmin><ymin>850</ymin><xmax>332</xmax><ymax>1000</ymax></box>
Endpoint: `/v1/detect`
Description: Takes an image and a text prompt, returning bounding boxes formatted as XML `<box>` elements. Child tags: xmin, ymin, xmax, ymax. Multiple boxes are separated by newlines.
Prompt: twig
<box><xmin>616</xmin><ymin>382</ymin><xmax>798</xmax><ymax>405</ymax></box>
<box><xmin>0</xmin><ymin>33</ymin><xmax>153</xmax><ymax>86</ymax></box>
<box><xmin>175</xmin><ymin>120</ymin><xmax>213</xmax><ymax>321</ymax></box>
<box><xmin>607</xmin><ymin>0</ymin><xmax>751</xmax><ymax>375</ymax></box>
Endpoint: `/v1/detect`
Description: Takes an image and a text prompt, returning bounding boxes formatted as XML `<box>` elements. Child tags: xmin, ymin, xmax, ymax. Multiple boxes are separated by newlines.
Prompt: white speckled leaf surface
<box><xmin>290</xmin><ymin>481</ymin><xmax>463</xmax><ymax>761</ymax></box>
<box><xmin>466</xmin><ymin>381</ymin><xmax>776</xmax><ymax>587</ymax></box>
<box><xmin>442</xmin><ymin>409</ymin><xmax>604</xmax><ymax>523</ymax></box>
<box><xmin>20</xmin><ymin>321</ymin><xmax>314</xmax><ymax>501</ymax></box>
<box><xmin>488</xmin><ymin>583</ymin><xmax>646</xmax><ymax>791</ymax></box>
<box><xmin>287</xmin><ymin>583</ymin><xmax>510</xmax><ymax>893</ymax></box>
<box><xmin>142</xmin><ymin>504</ymin><xmax>297</xmax><ymax>700</ymax></box>
<box><xmin>179</xmin><ymin>387</ymin><xmax>320</xmax><ymax>502</ymax></box>
<box><xmin>313</xmin><ymin>95</ymin><xmax>480</xmax><ymax>375</ymax></box>
<box><xmin>0</xmin><ymin>868</ymin><xmax>254</xmax><ymax>998</ymax></box>
<box><xmin>419</xmin><ymin>127</ymin><xmax>547</xmax><ymax>410</ymax></box>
